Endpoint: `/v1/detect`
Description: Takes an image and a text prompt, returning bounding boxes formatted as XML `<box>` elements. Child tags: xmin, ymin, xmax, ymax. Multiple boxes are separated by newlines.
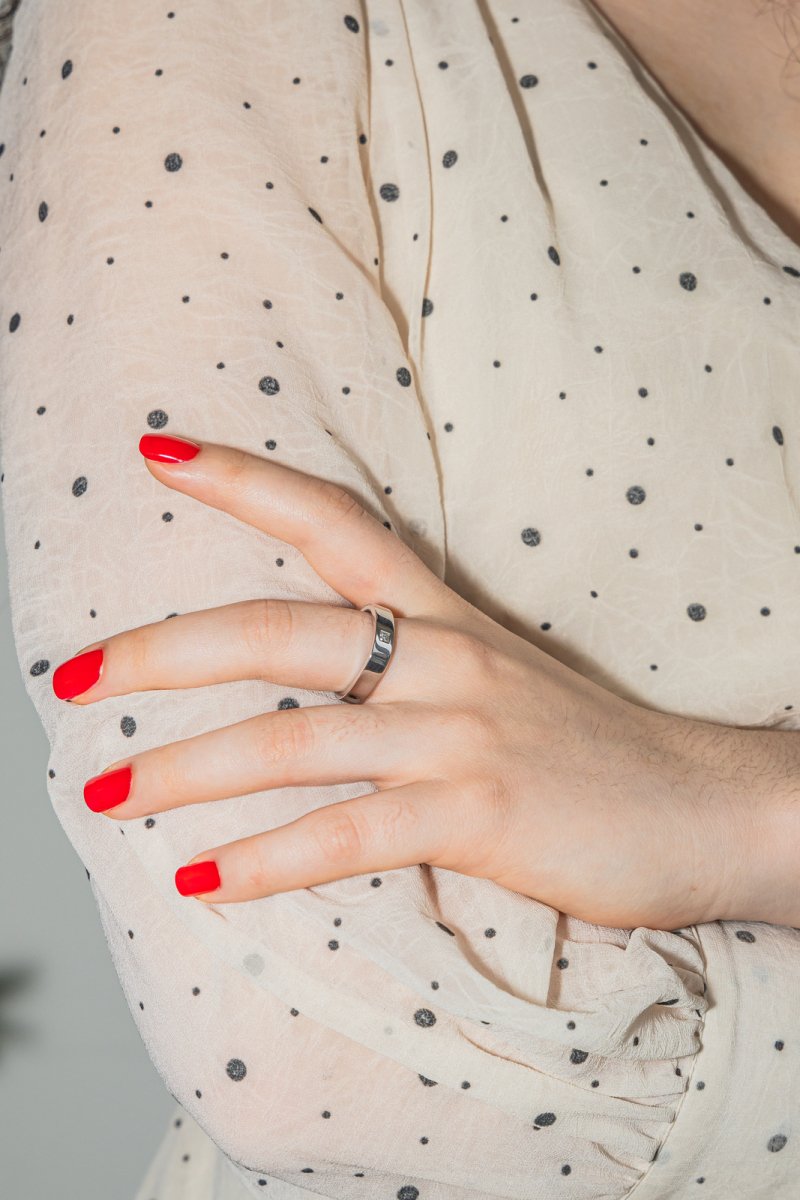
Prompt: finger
<box><xmin>52</xmin><ymin>598</ymin><xmax>433</xmax><ymax>705</ymax></box>
<box><xmin>174</xmin><ymin>779</ymin><xmax>454</xmax><ymax>902</ymax></box>
<box><xmin>138</xmin><ymin>435</ymin><xmax>457</xmax><ymax>620</ymax></box>
<box><xmin>84</xmin><ymin>700</ymin><xmax>443</xmax><ymax>819</ymax></box>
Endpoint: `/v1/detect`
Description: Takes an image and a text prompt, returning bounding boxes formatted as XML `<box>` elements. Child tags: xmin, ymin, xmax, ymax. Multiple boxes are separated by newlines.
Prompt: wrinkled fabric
<box><xmin>1</xmin><ymin>2</ymin><xmax>799</xmax><ymax>1198</ymax></box>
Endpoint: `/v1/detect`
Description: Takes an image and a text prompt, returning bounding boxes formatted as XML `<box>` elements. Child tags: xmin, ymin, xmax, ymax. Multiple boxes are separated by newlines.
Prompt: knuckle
<box><xmin>310</xmin><ymin>807</ymin><xmax>367</xmax><ymax>865</ymax></box>
<box><xmin>240</xmin><ymin>597</ymin><xmax>295</xmax><ymax>663</ymax></box>
<box><xmin>480</xmin><ymin>770</ymin><xmax>512</xmax><ymax>818</ymax></box>
<box><xmin>255</xmin><ymin>708</ymin><xmax>315</xmax><ymax>769</ymax></box>
<box><xmin>442</xmin><ymin>627</ymin><xmax>499</xmax><ymax>681</ymax></box>
<box><xmin>221</xmin><ymin>446</ymin><xmax>252</xmax><ymax>491</ymax></box>
<box><xmin>315</xmin><ymin>479</ymin><xmax>366</xmax><ymax>530</ymax></box>
<box><xmin>455</xmin><ymin>704</ymin><xmax>497</xmax><ymax>747</ymax></box>
<box><xmin>125</xmin><ymin>624</ymin><xmax>155</xmax><ymax>676</ymax></box>
<box><xmin>431</xmin><ymin>702</ymin><xmax>496</xmax><ymax>759</ymax></box>
<box><xmin>156</xmin><ymin>750</ymin><xmax>190</xmax><ymax>802</ymax></box>
<box><xmin>378</xmin><ymin>791</ymin><xmax>420</xmax><ymax>842</ymax></box>
<box><xmin>242</xmin><ymin>839</ymin><xmax>271</xmax><ymax>893</ymax></box>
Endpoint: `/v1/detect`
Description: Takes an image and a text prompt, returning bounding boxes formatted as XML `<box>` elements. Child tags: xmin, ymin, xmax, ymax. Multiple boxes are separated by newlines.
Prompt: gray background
<box><xmin>0</xmin><ymin>497</ymin><xmax>174</xmax><ymax>1196</ymax></box>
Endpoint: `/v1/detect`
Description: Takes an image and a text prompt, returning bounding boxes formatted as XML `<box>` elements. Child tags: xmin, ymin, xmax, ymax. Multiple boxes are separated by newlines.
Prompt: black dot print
<box><xmin>226</xmin><ymin>1058</ymin><xmax>247</xmax><ymax>1081</ymax></box>
<box><xmin>414</xmin><ymin>1008</ymin><xmax>436</xmax><ymax>1027</ymax></box>
<box><xmin>0</xmin><ymin>16</ymin><xmax>796</xmax><ymax>1197</ymax></box>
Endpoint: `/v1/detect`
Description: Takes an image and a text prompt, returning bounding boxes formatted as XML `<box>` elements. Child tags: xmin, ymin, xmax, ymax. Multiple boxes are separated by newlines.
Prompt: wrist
<box><xmin>702</xmin><ymin>723</ymin><xmax>800</xmax><ymax>927</ymax></box>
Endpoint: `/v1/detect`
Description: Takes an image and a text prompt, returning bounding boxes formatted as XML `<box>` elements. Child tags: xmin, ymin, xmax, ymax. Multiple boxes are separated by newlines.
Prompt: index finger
<box><xmin>138</xmin><ymin>435</ymin><xmax>453</xmax><ymax>620</ymax></box>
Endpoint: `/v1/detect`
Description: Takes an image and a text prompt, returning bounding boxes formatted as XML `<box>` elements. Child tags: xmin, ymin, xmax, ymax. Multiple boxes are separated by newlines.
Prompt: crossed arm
<box><xmin>51</xmin><ymin>432</ymin><xmax>800</xmax><ymax>932</ymax></box>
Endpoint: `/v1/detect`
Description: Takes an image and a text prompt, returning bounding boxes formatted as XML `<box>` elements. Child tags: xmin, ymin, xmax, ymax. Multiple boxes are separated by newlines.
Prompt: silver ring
<box><xmin>334</xmin><ymin>603</ymin><xmax>396</xmax><ymax>704</ymax></box>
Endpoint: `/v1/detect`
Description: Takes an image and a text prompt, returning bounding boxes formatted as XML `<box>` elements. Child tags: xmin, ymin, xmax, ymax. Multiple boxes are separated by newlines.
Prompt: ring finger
<box><xmin>83</xmin><ymin>698</ymin><xmax>443</xmax><ymax>819</ymax></box>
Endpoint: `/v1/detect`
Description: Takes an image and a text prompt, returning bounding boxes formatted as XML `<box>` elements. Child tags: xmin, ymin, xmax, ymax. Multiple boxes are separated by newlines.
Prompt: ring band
<box><xmin>334</xmin><ymin>603</ymin><xmax>396</xmax><ymax>704</ymax></box>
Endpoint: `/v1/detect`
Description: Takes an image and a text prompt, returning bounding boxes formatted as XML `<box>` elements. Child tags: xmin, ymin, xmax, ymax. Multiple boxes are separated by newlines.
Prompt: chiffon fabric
<box><xmin>1</xmin><ymin>2</ymin><xmax>799</xmax><ymax>1198</ymax></box>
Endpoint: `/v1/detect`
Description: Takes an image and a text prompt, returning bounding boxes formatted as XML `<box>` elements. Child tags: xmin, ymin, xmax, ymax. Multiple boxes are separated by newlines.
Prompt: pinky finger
<box><xmin>176</xmin><ymin>778</ymin><xmax>454</xmax><ymax>903</ymax></box>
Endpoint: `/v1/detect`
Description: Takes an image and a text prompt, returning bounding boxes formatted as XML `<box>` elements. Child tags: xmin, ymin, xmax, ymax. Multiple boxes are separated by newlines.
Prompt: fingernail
<box><xmin>175</xmin><ymin>860</ymin><xmax>221</xmax><ymax>897</ymax></box>
<box><xmin>53</xmin><ymin>647</ymin><xmax>104</xmax><ymax>700</ymax></box>
<box><xmin>139</xmin><ymin>434</ymin><xmax>201</xmax><ymax>463</ymax></box>
<box><xmin>84</xmin><ymin>765</ymin><xmax>132</xmax><ymax>813</ymax></box>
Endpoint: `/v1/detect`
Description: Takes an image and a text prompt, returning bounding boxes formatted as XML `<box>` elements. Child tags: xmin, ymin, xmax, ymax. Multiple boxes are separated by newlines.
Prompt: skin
<box><xmin>49</xmin><ymin>5</ymin><xmax>800</xmax><ymax>927</ymax></box>
<box><xmin>53</xmin><ymin>438</ymin><xmax>800</xmax><ymax>929</ymax></box>
<box><xmin>587</xmin><ymin>0</ymin><xmax>800</xmax><ymax>247</ymax></box>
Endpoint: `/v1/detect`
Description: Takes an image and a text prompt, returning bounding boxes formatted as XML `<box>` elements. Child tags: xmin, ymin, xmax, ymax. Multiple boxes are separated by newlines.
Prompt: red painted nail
<box><xmin>139</xmin><ymin>434</ymin><xmax>201</xmax><ymax>463</ymax></box>
<box><xmin>175</xmin><ymin>860</ymin><xmax>221</xmax><ymax>897</ymax></box>
<box><xmin>84</xmin><ymin>765</ymin><xmax>132</xmax><ymax>813</ymax></box>
<box><xmin>53</xmin><ymin>647</ymin><xmax>104</xmax><ymax>700</ymax></box>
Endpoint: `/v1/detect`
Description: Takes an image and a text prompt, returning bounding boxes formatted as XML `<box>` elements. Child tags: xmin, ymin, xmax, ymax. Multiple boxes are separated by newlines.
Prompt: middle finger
<box><xmin>53</xmin><ymin>598</ymin><xmax>426</xmax><ymax>706</ymax></box>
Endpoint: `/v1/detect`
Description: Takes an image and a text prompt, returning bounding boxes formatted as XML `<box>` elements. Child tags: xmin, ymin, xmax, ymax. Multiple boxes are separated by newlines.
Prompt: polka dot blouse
<box><xmin>0</xmin><ymin>2</ymin><xmax>798</xmax><ymax>1198</ymax></box>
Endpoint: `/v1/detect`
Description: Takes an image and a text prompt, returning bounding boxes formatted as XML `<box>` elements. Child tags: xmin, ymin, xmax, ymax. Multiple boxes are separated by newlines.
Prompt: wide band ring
<box><xmin>334</xmin><ymin>603</ymin><xmax>396</xmax><ymax>704</ymax></box>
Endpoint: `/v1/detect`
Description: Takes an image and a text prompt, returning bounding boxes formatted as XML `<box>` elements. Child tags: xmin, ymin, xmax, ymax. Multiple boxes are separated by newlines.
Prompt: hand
<box><xmin>52</xmin><ymin>433</ymin><xmax>754</xmax><ymax>929</ymax></box>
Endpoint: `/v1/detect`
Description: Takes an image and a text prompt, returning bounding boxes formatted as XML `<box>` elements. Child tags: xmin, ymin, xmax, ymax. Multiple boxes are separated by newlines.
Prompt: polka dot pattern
<box><xmin>1</xmin><ymin>2</ymin><xmax>799</xmax><ymax>1198</ymax></box>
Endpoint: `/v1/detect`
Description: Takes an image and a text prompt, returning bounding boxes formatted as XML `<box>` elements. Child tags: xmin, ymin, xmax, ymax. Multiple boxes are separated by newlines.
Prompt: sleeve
<box><xmin>0</xmin><ymin>3</ymin><xmax>707</xmax><ymax>1197</ymax></box>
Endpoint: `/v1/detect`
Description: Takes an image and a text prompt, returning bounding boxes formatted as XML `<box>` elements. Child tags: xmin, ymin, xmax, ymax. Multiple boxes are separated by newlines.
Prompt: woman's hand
<box><xmin>51</xmin><ymin>434</ymin><xmax>757</xmax><ymax>929</ymax></box>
